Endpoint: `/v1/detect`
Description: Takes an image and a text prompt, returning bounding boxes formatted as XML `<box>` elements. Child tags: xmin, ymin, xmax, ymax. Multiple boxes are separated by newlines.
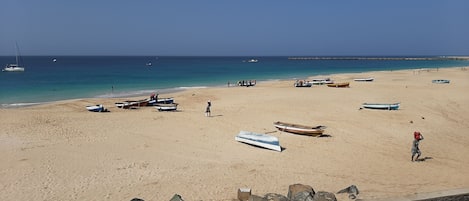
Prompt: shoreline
<box><xmin>2</xmin><ymin>66</ymin><xmax>465</xmax><ymax>109</ymax></box>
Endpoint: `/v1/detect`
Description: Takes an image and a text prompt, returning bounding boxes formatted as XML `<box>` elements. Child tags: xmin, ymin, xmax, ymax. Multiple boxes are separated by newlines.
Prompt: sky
<box><xmin>1</xmin><ymin>0</ymin><xmax>469</xmax><ymax>56</ymax></box>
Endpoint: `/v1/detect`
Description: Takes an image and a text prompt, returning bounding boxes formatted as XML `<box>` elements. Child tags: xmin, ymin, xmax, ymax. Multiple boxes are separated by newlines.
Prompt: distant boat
<box><xmin>235</xmin><ymin>131</ymin><xmax>281</xmax><ymax>152</ymax></box>
<box><xmin>311</xmin><ymin>78</ymin><xmax>333</xmax><ymax>85</ymax></box>
<box><xmin>354</xmin><ymin>77</ymin><xmax>374</xmax><ymax>82</ymax></box>
<box><xmin>146</xmin><ymin>61</ymin><xmax>152</xmax><ymax>66</ymax></box>
<box><xmin>86</xmin><ymin>104</ymin><xmax>108</xmax><ymax>112</ymax></box>
<box><xmin>246</xmin><ymin>59</ymin><xmax>258</xmax><ymax>63</ymax></box>
<box><xmin>432</xmin><ymin>79</ymin><xmax>450</xmax><ymax>84</ymax></box>
<box><xmin>2</xmin><ymin>42</ymin><xmax>25</xmax><ymax>72</ymax></box>
<box><xmin>327</xmin><ymin>82</ymin><xmax>350</xmax><ymax>88</ymax></box>
<box><xmin>154</xmin><ymin>103</ymin><xmax>178</xmax><ymax>111</ymax></box>
<box><xmin>53</xmin><ymin>58</ymin><xmax>57</xmax><ymax>62</ymax></box>
<box><xmin>273</xmin><ymin>121</ymin><xmax>326</xmax><ymax>136</ymax></box>
<box><xmin>294</xmin><ymin>80</ymin><xmax>312</xmax><ymax>87</ymax></box>
<box><xmin>362</xmin><ymin>103</ymin><xmax>400</xmax><ymax>110</ymax></box>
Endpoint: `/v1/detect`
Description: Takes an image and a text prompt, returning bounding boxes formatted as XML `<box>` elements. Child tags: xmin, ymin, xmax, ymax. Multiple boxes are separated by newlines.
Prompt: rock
<box><xmin>288</xmin><ymin>183</ymin><xmax>315</xmax><ymax>201</ymax></box>
<box><xmin>337</xmin><ymin>185</ymin><xmax>359</xmax><ymax>195</ymax></box>
<box><xmin>312</xmin><ymin>191</ymin><xmax>337</xmax><ymax>201</ymax></box>
<box><xmin>169</xmin><ymin>194</ymin><xmax>184</xmax><ymax>201</ymax></box>
<box><xmin>264</xmin><ymin>193</ymin><xmax>289</xmax><ymax>201</ymax></box>
<box><xmin>249</xmin><ymin>194</ymin><xmax>267</xmax><ymax>201</ymax></box>
<box><xmin>238</xmin><ymin>188</ymin><xmax>252</xmax><ymax>201</ymax></box>
<box><xmin>130</xmin><ymin>198</ymin><xmax>144</xmax><ymax>201</ymax></box>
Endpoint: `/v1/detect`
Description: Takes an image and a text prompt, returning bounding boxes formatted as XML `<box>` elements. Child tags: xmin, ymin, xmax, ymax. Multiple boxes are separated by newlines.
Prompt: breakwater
<box><xmin>288</xmin><ymin>56</ymin><xmax>469</xmax><ymax>60</ymax></box>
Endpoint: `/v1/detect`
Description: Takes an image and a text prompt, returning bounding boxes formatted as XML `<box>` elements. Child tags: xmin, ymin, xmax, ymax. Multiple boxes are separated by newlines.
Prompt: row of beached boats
<box><xmin>294</xmin><ymin>77</ymin><xmax>374</xmax><ymax>88</ymax></box>
<box><xmin>86</xmin><ymin>95</ymin><xmax>179</xmax><ymax>112</ymax></box>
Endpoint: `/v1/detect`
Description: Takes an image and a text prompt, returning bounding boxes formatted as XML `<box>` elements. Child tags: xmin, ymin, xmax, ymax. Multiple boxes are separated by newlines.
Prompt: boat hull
<box><xmin>354</xmin><ymin>78</ymin><xmax>374</xmax><ymax>82</ymax></box>
<box><xmin>432</xmin><ymin>79</ymin><xmax>450</xmax><ymax>84</ymax></box>
<box><xmin>362</xmin><ymin>103</ymin><xmax>400</xmax><ymax>110</ymax></box>
<box><xmin>235</xmin><ymin>131</ymin><xmax>281</xmax><ymax>152</ymax></box>
<box><xmin>154</xmin><ymin>103</ymin><xmax>178</xmax><ymax>111</ymax></box>
<box><xmin>273</xmin><ymin>121</ymin><xmax>325</xmax><ymax>136</ymax></box>
<box><xmin>86</xmin><ymin>105</ymin><xmax>106</xmax><ymax>112</ymax></box>
<box><xmin>327</xmin><ymin>82</ymin><xmax>350</xmax><ymax>88</ymax></box>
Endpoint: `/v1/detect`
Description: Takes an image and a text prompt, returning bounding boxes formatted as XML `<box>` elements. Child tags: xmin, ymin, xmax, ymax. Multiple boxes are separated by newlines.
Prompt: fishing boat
<box><xmin>154</xmin><ymin>103</ymin><xmax>178</xmax><ymax>111</ymax></box>
<box><xmin>235</xmin><ymin>131</ymin><xmax>281</xmax><ymax>152</ymax></box>
<box><xmin>273</xmin><ymin>121</ymin><xmax>326</xmax><ymax>136</ymax></box>
<box><xmin>327</xmin><ymin>82</ymin><xmax>350</xmax><ymax>88</ymax></box>
<box><xmin>2</xmin><ymin>42</ymin><xmax>25</xmax><ymax>72</ymax></box>
<box><xmin>148</xmin><ymin>97</ymin><xmax>174</xmax><ymax>105</ymax></box>
<box><xmin>86</xmin><ymin>104</ymin><xmax>108</xmax><ymax>112</ymax></box>
<box><xmin>362</xmin><ymin>103</ymin><xmax>400</xmax><ymax>110</ymax></box>
<box><xmin>353</xmin><ymin>77</ymin><xmax>374</xmax><ymax>82</ymax></box>
<box><xmin>311</xmin><ymin>78</ymin><xmax>333</xmax><ymax>85</ymax></box>
<box><xmin>238</xmin><ymin>80</ymin><xmax>256</xmax><ymax>87</ymax></box>
<box><xmin>294</xmin><ymin>80</ymin><xmax>312</xmax><ymax>87</ymax></box>
<box><xmin>246</xmin><ymin>59</ymin><xmax>258</xmax><ymax>63</ymax></box>
<box><xmin>115</xmin><ymin>99</ymin><xmax>148</xmax><ymax>109</ymax></box>
<box><xmin>432</xmin><ymin>79</ymin><xmax>450</xmax><ymax>84</ymax></box>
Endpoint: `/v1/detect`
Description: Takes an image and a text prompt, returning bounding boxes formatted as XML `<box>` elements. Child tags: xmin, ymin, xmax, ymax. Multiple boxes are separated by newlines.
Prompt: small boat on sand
<box><xmin>86</xmin><ymin>104</ymin><xmax>108</xmax><ymax>112</ymax></box>
<box><xmin>235</xmin><ymin>131</ymin><xmax>281</xmax><ymax>152</ymax></box>
<box><xmin>327</xmin><ymin>82</ymin><xmax>350</xmax><ymax>88</ymax></box>
<box><xmin>362</xmin><ymin>103</ymin><xmax>400</xmax><ymax>110</ymax></box>
<box><xmin>148</xmin><ymin>97</ymin><xmax>174</xmax><ymax>105</ymax></box>
<box><xmin>155</xmin><ymin>103</ymin><xmax>178</xmax><ymax>111</ymax></box>
<box><xmin>294</xmin><ymin>80</ymin><xmax>312</xmax><ymax>87</ymax></box>
<box><xmin>115</xmin><ymin>99</ymin><xmax>148</xmax><ymax>109</ymax></box>
<box><xmin>273</xmin><ymin>121</ymin><xmax>326</xmax><ymax>136</ymax></box>
<box><xmin>311</xmin><ymin>78</ymin><xmax>333</xmax><ymax>85</ymax></box>
<box><xmin>354</xmin><ymin>77</ymin><xmax>374</xmax><ymax>82</ymax></box>
<box><xmin>432</xmin><ymin>79</ymin><xmax>450</xmax><ymax>84</ymax></box>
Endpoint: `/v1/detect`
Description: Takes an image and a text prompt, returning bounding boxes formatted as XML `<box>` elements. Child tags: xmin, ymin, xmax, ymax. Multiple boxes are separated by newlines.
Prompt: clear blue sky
<box><xmin>1</xmin><ymin>0</ymin><xmax>468</xmax><ymax>56</ymax></box>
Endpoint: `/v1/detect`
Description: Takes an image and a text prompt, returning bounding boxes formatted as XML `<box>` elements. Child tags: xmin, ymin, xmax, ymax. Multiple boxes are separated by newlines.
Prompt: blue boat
<box><xmin>432</xmin><ymin>79</ymin><xmax>450</xmax><ymax>84</ymax></box>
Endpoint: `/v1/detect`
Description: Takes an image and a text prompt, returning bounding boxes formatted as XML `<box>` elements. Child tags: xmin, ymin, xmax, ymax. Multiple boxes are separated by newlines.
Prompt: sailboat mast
<box><xmin>15</xmin><ymin>42</ymin><xmax>19</xmax><ymax>65</ymax></box>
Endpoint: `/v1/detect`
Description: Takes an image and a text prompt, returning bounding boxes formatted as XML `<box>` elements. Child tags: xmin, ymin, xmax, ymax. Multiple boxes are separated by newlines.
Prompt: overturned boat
<box><xmin>235</xmin><ymin>131</ymin><xmax>281</xmax><ymax>152</ymax></box>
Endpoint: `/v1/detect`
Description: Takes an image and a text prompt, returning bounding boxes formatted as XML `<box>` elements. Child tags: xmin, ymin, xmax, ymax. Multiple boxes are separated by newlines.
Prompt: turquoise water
<box><xmin>1</xmin><ymin>56</ymin><xmax>468</xmax><ymax>107</ymax></box>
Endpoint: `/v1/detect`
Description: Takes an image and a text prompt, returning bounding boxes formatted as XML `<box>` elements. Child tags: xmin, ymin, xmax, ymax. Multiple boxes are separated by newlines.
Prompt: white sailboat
<box><xmin>2</xmin><ymin>42</ymin><xmax>25</xmax><ymax>72</ymax></box>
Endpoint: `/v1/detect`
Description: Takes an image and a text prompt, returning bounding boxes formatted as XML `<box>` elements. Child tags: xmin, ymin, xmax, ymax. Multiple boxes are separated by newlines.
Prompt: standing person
<box><xmin>205</xmin><ymin>100</ymin><xmax>211</xmax><ymax>117</ymax></box>
<box><xmin>411</xmin><ymin>131</ymin><xmax>424</xmax><ymax>162</ymax></box>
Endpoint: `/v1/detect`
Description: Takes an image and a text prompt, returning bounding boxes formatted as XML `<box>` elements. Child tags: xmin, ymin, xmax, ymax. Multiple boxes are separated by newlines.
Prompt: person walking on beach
<box><xmin>411</xmin><ymin>131</ymin><xmax>424</xmax><ymax>162</ymax></box>
<box><xmin>205</xmin><ymin>100</ymin><xmax>211</xmax><ymax>117</ymax></box>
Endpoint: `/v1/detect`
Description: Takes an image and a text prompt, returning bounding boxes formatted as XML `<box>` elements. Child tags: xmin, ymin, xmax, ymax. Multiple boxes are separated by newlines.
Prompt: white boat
<box><xmin>354</xmin><ymin>77</ymin><xmax>374</xmax><ymax>82</ymax></box>
<box><xmin>362</xmin><ymin>103</ymin><xmax>400</xmax><ymax>110</ymax></box>
<box><xmin>86</xmin><ymin>104</ymin><xmax>107</xmax><ymax>112</ymax></box>
<box><xmin>235</xmin><ymin>131</ymin><xmax>281</xmax><ymax>152</ymax></box>
<box><xmin>294</xmin><ymin>80</ymin><xmax>312</xmax><ymax>87</ymax></box>
<box><xmin>148</xmin><ymin>97</ymin><xmax>174</xmax><ymax>105</ymax></box>
<box><xmin>247</xmin><ymin>59</ymin><xmax>258</xmax><ymax>63</ymax></box>
<box><xmin>2</xmin><ymin>42</ymin><xmax>25</xmax><ymax>72</ymax></box>
<box><xmin>311</xmin><ymin>78</ymin><xmax>333</xmax><ymax>85</ymax></box>
<box><xmin>155</xmin><ymin>103</ymin><xmax>178</xmax><ymax>111</ymax></box>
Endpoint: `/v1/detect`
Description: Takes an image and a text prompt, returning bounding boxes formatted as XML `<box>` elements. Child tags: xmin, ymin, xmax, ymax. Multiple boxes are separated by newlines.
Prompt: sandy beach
<box><xmin>1</xmin><ymin>67</ymin><xmax>469</xmax><ymax>201</ymax></box>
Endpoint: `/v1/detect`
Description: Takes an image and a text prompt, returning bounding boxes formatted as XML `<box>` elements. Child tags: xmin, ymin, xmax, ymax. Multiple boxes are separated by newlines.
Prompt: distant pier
<box><xmin>287</xmin><ymin>56</ymin><xmax>469</xmax><ymax>60</ymax></box>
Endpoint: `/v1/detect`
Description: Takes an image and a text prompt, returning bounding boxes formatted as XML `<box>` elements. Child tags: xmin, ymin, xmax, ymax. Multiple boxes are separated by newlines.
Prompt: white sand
<box><xmin>1</xmin><ymin>67</ymin><xmax>469</xmax><ymax>200</ymax></box>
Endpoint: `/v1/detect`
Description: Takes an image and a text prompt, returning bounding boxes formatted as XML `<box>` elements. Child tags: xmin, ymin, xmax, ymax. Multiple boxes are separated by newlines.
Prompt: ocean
<box><xmin>1</xmin><ymin>56</ymin><xmax>468</xmax><ymax>107</ymax></box>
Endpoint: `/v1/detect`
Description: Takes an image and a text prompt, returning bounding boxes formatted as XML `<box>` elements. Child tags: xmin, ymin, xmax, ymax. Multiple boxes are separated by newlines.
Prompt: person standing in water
<box><xmin>205</xmin><ymin>100</ymin><xmax>211</xmax><ymax>117</ymax></box>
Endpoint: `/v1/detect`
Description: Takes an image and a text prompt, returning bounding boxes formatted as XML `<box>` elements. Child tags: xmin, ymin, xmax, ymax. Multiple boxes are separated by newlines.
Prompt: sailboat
<box><xmin>2</xmin><ymin>42</ymin><xmax>25</xmax><ymax>72</ymax></box>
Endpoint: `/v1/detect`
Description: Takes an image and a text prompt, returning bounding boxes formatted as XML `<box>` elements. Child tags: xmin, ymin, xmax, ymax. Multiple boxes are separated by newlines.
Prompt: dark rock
<box><xmin>288</xmin><ymin>183</ymin><xmax>315</xmax><ymax>201</ymax></box>
<box><xmin>249</xmin><ymin>194</ymin><xmax>267</xmax><ymax>201</ymax></box>
<box><xmin>312</xmin><ymin>191</ymin><xmax>337</xmax><ymax>201</ymax></box>
<box><xmin>169</xmin><ymin>194</ymin><xmax>184</xmax><ymax>201</ymax></box>
<box><xmin>264</xmin><ymin>193</ymin><xmax>289</xmax><ymax>201</ymax></box>
<box><xmin>337</xmin><ymin>185</ymin><xmax>359</xmax><ymax>195</ymax></box>
<box><xmin>130</xmin><ymin>198</ymin><xmax>144</xmax><ymax>201</ymax></box>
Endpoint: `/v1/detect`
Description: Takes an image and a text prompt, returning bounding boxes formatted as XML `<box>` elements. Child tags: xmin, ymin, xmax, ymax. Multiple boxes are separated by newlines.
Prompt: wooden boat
<box><xmin>294</xmin><ymin>80</ymin><xmax>312</xmax><ymax>87</ymax></box>
<box><xmin>273</xmin><ymin>121</ymin><xmax>326</xmax><ymax>136</ymax></box>
<box><xmin>362</xmin><ymin>103</ymin><xmax>400</xmax><ymax>110</ymax></box>
<box><xmin>235</xmin><ymin>131</ymin><xmax>281</xmax><ymax>152</ymax></box>
<box><xmin>115</xmin><ymin>99</ymin><xmax>148</xmax><ymax>109</ymax></box>
<box><xmin>327</xmin><ymin>82</ymin><xmax>350</xmax><ymax>88</ymax></box>
<box><xmin>354</xmin><ymin>77</ymin><xmax>374</xmax><ymax>82</ymax></box>
<box><xmin>86</xmin><ymin>104</ymin><xmax>107</xmax><ymax>112</ymax></box>
<box><xmin>155</xmin><ymin>103</ymin><xmax>178</xmax><ymax>111</ymax></box>
<box><xmin>432</xmin><ymin>79</ymin><xmax>450</xmax><ymax>84</ymax></box>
